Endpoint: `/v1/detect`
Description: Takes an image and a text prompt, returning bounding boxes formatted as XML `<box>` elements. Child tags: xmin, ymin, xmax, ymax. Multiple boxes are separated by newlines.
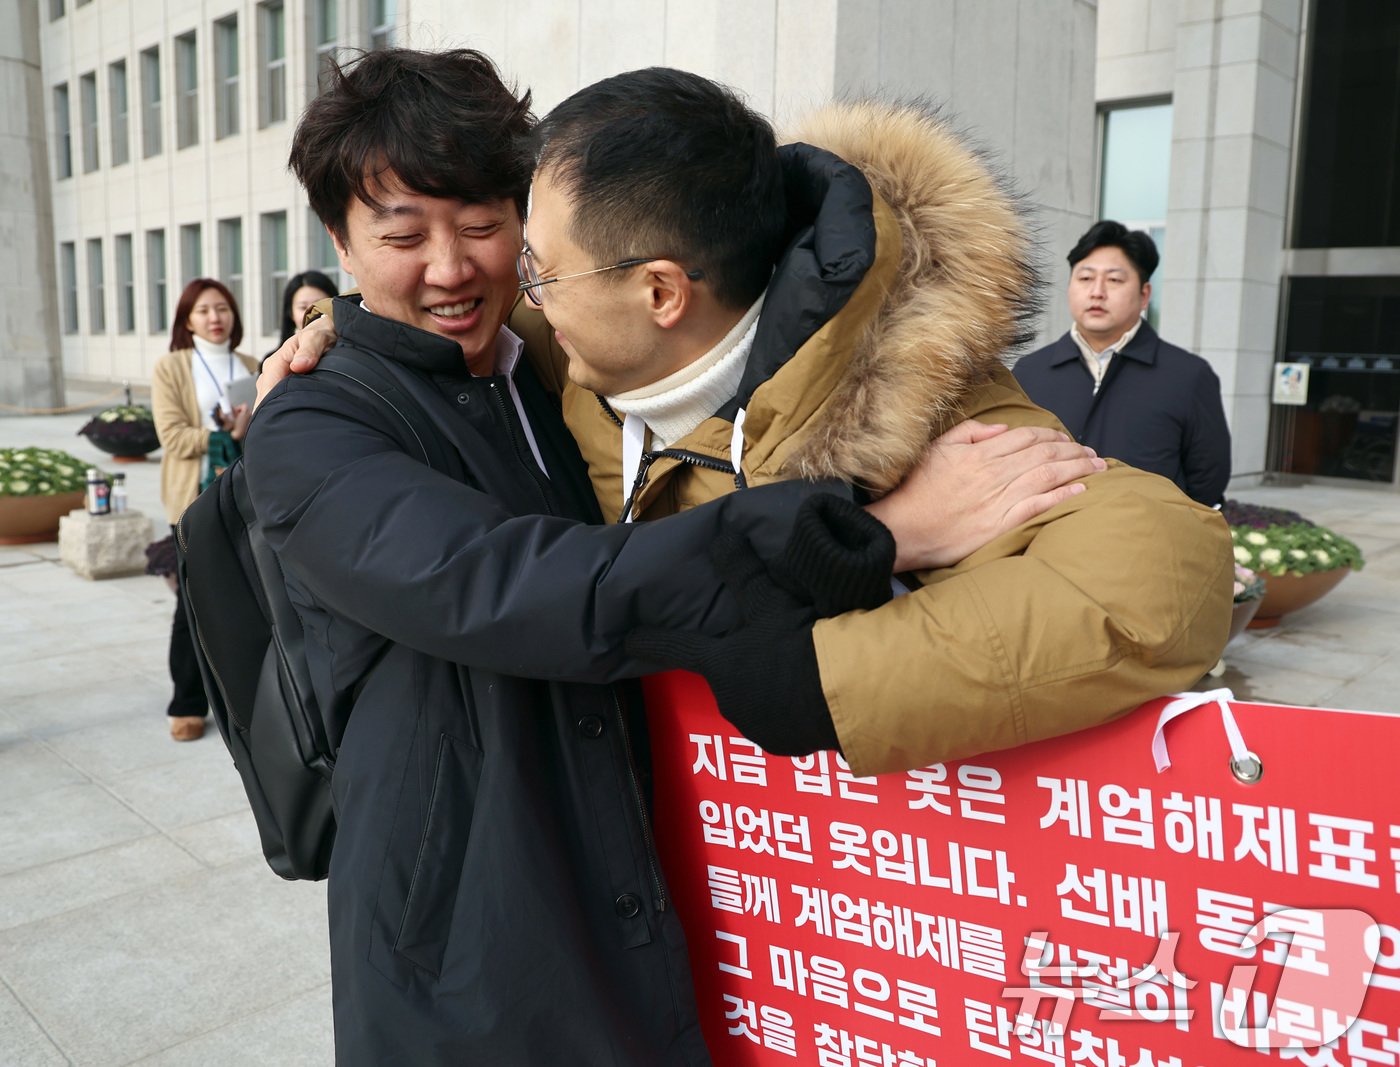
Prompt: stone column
<box><xmin>0</xmin><ymin>1</ymin><xmax>64</xmax><ymax>414</ymax></box>
<box><xmin>1157</xmin><ymin>0</ymin><xmax>1304</xmax><ymax>478</ymax></box>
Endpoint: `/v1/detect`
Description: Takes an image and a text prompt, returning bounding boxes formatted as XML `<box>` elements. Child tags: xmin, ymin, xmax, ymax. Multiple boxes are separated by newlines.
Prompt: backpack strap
<box><xmin>315</xmin><ymin>348</ymin><xmax>456</xmax><ymax>476</ymax></box>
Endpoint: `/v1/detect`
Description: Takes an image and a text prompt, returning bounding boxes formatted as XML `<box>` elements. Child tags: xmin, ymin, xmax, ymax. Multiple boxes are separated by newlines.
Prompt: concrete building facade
<box><xmin>1095</xmin><ymin>0</ymin><xmax>1400</xmax><ymax>488</ymax></box>
<box><xmin>1</xmin><ymin>2</ymin><xmax>65</xmax><ymax>412</ymax></box>
<box><xmin>14</xmin><ymin>1</ymin><xmax>1399</xmax><ymax>491</ymax></box>
<box><xmin>18</xmin><ymin>0</ymin><xmax>1094</xmax><ymax>399</ymax></box>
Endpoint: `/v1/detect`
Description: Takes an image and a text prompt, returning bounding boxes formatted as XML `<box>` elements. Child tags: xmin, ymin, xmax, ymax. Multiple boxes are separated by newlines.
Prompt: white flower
<box><xmin>1233</xmin><ymin>546</ymin><xmax>1251</xmax><ymax>564</ymax></box>
<box><xmin>1289</xmin><ymin>549</ymin><xmax>1307</xmax><ymax>559</ymax></box>
<box><xmin>1246</xmin><ymin>532</ymin><xmax>1269</xmax><ymax>545</ymax></box>
<box><xmin>1260</xmin><ymin>548</ymin><xmax>1283</xmax><ymax>565</ymax></box>
<box><xmin>1314</xmin><ymin>550</ymin><xmax>1331</xmax><ymax>564</ymax></box>
<box><xmin>9</xmin><ymin>480</ymin><xmax>28</xmax><ymax>493</ymax></box>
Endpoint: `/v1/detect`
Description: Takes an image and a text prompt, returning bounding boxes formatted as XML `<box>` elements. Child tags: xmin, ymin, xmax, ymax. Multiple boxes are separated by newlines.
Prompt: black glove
<box><xmin>626</xmin><ymin>494</ymin><xmax>895</xmax><ymax>756</ymax></box>
<box><xmin>775</xmin><ymin>493</ymin><xmax>896</xmax><ymax>615</ymax></box>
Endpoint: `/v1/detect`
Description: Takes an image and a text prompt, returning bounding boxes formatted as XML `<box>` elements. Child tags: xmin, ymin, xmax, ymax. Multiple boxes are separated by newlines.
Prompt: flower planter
<box><xmin>78</xmin><ymin>423</ymin><xmax>161</xmax><ymax>460</ymax></box>
<box><xmin>0</xmin><ymin>491</ymin><xmax>86</xmax><ymax>544</ymax></box>
<box><xmin>77</xmin><ymin>406</ymin><xmax>161</xmax><ymax>461</ymax></box>
<box><xmin>1248</xmin><ymin>567</ymin><xmax>1351</xmax><ymax>629</ymax></box>
<box><xmin>1228</xmin><ymin>598</ymin><xmax>1262</xmax><ymax>643</ymax></box>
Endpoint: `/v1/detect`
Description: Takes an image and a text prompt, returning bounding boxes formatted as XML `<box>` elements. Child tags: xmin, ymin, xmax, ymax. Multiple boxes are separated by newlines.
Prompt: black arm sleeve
<box><xmin>1182</xmin><ymin>364</ymin><xmax>1232</xmax><ymax>507</ymax></box>
<box><xmin>243</xmin><ymin>385</ymin><xmax>849</xmax><ymax>683</ymax></box>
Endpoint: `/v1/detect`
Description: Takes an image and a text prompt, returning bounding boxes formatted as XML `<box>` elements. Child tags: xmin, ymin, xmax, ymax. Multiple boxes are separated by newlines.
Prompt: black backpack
<box><xmin>176</xmin><ymin>350</ymin><xmax>451</xmax><ymax>880</ymax></box>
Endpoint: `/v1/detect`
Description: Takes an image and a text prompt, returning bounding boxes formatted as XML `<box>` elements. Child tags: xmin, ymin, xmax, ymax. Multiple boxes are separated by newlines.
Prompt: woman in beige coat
<box><xmin>151</xmin><ymin>278</ymin><xmax>257</xmax><ymax>740</ymax></box>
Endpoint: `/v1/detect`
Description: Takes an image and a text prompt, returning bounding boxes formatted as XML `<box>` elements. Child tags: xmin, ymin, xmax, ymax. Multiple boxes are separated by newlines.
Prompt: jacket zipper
<box><xmin>613</xmin><ymin>688</ymin><xmax>667</xmax><ymax>912</ymax></box>
<box><xmin>522</xmin><ymin>390</ymin><xmax>668</xmax><ymax>907</ymax></box>
<box><xmin>488</xmin><ymin>381</ymin><xmax>554</xmax><ymax>502</ymax></box>
<box><xmin>596</xmin><ymin>396</ymin><xmax>670</xmax><ymax>911</ymax></box>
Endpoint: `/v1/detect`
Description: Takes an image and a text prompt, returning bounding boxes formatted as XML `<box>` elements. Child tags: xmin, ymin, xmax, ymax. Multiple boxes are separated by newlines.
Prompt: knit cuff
<box><xmin>779</xmin><ymin>494</ymin><xmax>896</xmax><ymax>616</ymax></box>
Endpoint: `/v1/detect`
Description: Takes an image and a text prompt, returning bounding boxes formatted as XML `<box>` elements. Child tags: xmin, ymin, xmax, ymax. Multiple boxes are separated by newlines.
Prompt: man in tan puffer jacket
<box><xmin>270</xmin><ymin>67</ymin><xmax>1233</xmax><ymax>776</ymax></box>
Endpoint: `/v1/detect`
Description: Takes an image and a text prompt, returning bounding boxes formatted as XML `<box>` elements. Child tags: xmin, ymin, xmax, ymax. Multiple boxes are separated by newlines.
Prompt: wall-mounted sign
<box><xmin>1273</xmin><ymin>362</ymin><xmax>1310</xmax><ymax>405</ymax></box>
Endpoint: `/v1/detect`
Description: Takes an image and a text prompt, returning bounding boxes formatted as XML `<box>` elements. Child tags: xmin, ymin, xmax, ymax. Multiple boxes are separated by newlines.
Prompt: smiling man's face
<box><xmin>1067</xmin><ymin>245</ymin><xmax>1150</xmax><ymax>350</ymax></box>
<box><xmin>331</xmin><ymin>172</ymin><xmax>521</xmax><ymax>374</ymax></box>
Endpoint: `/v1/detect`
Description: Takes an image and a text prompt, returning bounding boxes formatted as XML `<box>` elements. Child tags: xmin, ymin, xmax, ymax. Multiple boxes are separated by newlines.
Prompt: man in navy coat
<box><xmin>1014</xmin><ymin>220</ymin><xmax>1231</xmax><ymax>506</ymax></box>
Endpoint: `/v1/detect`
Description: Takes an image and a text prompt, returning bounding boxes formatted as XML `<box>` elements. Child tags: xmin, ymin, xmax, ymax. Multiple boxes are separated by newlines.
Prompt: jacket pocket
<box><xmin>392</xmin><ymin>732</ymin><xmax>482</xmax><ymax>976</ymax></box>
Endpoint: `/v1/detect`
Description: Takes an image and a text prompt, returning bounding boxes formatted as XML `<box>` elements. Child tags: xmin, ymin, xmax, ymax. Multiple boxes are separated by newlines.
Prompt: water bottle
<box><xmin>111</xmin><ymin>472</ymin><xmax>128</xmax><ymax>513</ymax></box>
<box><xmin>85</xmin><ymin>468</ymin><xmax>111</xmax><ymax>516</ymax></box>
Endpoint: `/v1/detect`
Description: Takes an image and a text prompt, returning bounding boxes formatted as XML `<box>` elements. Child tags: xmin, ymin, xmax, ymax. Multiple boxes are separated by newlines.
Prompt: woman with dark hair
<box><xmin>150</xmin><ymin>279</ymin><xmax>258</xmax><ymax>741</ymax></box>
<box><xmin>271</xmin><ymin>269</ymin><xmax>338</xmax><ymax>353</ymax></box>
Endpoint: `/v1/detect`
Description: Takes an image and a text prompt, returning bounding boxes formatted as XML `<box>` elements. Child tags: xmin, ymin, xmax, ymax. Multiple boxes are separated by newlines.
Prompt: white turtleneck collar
<box><xmin>606</xmin><ymin>291</ymin><xmax>765</xmax><ymax>450</ymax></box>
<box><xmin>191</xmin><ymin>334</ymin><xmax>232</xmax><ymax>360</ymax></box>
<box><xmin>190</xmin><ymin>334</ymin><xmax>248</xmax><ymax>428</ymax></box>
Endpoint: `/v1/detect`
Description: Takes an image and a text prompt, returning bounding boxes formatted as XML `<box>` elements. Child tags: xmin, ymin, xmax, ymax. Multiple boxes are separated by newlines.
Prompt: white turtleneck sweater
<box><xmin>190</xmin><ymin>335</ymin><xmax>252</xmax><ymax>429</ymax></box>
<box><xmin>606</xmin><ymin>292</ymin><xmax>765</xmax><ymax>451</ymax></box>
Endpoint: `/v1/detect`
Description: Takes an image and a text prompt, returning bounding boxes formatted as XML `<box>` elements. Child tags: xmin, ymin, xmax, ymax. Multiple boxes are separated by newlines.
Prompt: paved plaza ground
<box><xmin>3</xmin><ymin>398</ymin><xmax>1399</xmax><ymax>1065</ymax></box>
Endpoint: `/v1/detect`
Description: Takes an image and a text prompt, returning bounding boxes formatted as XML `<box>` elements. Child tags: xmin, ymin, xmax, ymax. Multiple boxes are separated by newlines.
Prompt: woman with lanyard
<box><xmin>151</xmin><ymin>278</ymin><xmax>257</xmax><ymax>741</ymax></box>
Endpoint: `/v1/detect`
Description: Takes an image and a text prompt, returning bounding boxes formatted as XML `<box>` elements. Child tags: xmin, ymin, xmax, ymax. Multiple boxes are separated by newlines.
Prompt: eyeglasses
<box><xmin>515</xmin><ymin>229</ymin><xmax>703</xmax><ymax>307</ymax></box>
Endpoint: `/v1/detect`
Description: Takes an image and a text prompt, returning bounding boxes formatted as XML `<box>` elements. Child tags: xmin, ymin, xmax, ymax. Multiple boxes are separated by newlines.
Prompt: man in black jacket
<box><xmin>1013</xmin><ymin>221</ymin><xmax>1232</xmax><ymax>506</ymax></box>
<box><xmin>243</xmin><ymin>49</ymin><xmax>898</xmax><ymax>1066</ymax></box>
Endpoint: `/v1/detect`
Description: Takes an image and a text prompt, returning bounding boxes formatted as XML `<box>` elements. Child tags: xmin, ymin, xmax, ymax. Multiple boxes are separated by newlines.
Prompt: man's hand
<box><xmin>255</xmin><ymin>316</ymin><xmax>339</xmax><ymax>409</ymax></box>
<box><xmin>867</xmin><ymin>419</ymin><xmax>1106</xmax><ymax>571</ymax></box>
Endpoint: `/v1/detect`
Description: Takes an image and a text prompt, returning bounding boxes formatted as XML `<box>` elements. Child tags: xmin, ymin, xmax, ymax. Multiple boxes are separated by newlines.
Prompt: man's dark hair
<box><xmin>289</xmin><ymin>49</ymin><xmax>535</xmax><ymax>240</ymax></box>
<box><xmin>533</xmin><ymin>67</ymin><xmax>787</xmax><ymax>310</ymax></box>
<box><xmin>1067</xmin><ymin>220</ymin><xmax>1160</xmax><ymax>284</ymax></box>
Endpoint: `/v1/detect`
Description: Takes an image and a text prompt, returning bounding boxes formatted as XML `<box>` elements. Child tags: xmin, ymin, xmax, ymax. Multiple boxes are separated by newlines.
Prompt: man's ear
<box><xmin>643</xmin><ymin>259</ymin><xmax>697</xmax><ymax>330</ymax></box>
<box><xmin>328</xmin><ymin>225</ymin><xmax>353</xmax><ymax>275</ymax></box>
<box><xmin>1139</xmin><ymin>280</ymin><xmax>1153</xmax><ymax>314</ymax></box>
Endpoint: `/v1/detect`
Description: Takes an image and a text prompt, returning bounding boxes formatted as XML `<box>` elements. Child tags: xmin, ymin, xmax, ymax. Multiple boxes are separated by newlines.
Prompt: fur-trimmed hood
<box><xmin>763</xmin><ymin>100</ymin><xmax>1042</xmax><ymax>493</ymax></box>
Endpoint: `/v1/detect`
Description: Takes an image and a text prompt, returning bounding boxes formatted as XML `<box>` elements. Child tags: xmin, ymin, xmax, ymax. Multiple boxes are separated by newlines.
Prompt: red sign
<box><xmin>643</xmin><ymin>673</ymin><xmax>1400</xmax><ymax>1066</ymax></box>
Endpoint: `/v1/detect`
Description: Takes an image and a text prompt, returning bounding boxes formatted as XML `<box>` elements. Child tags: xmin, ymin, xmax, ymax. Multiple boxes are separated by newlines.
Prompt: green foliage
<box><xmin>0</xmin><ymin>447</ymin><xmax>94</xmax><ymax>497</ymax></box>
<box><xmin>91</xmin><ymin>404</ymin><xmax>155</xmax><ymax>424</ymax></box>
<box><xmin>1229</xmin><ymin>521</ymin><xmax>1365</xmax><ymax>577</ymax></box>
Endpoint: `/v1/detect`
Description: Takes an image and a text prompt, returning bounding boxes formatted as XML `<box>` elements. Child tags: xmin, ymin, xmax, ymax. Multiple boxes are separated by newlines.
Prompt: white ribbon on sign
<box><xmin>1151</xmin><ymin>688</ymin><xmax>1252</xmax><ymax>773</ymax></box>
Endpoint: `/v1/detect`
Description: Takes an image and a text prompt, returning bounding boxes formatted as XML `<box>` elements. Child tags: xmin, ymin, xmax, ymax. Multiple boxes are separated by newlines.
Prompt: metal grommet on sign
<box><xmin>1230</xmin><ymin>751</ymin><xmax>1263</xmax><ymax>784</ymax></box>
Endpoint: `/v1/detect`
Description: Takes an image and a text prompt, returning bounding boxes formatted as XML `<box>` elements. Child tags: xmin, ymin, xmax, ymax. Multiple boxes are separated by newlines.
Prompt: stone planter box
<box><xmin>58</xmin><ymin>508</ymin><xmax>154</xmax><ymax>579</ymax></box>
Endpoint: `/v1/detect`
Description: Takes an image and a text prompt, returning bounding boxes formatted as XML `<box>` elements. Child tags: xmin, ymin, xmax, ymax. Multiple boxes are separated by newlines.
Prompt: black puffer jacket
<box><xmin>244</xmin><ymin>299</ymin><xmax>838</xmax><ymax>1065</ymax></box>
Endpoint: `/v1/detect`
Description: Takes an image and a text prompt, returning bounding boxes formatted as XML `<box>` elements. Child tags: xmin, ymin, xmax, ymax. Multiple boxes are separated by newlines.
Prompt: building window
<box><xmin>368</xmin><ymin>0</ymin><xmax>396</xmax><ymax>50</ymax></box>
<box><xmin>1274</xmin><ymin>276</ymin><xmax>1400</xmax><ymax>482</ymax></box>
<box><xmin>180</xmin><ymin>222</ymin><xmax>202</xmax><ymax>282</ymax></box>
<box><xmin>1098</xmin><ymin>101</ymin><xmax>1172</xmax><ymax>328</ymax></box>
<box><xmin>108</xmin><ymin>60</ymin><xmax>129</xmax><ymax>167</ymax></box>
<box><xmin>146</xmin><ymin>229</ymin><xmax>168</xmax><ymax>333</ymax></box>
<box><xmin>115</xmin><ymin>234</ymin><xmax>135</xmax><ymax>334</ymax></box>
<box><xmin>87</xmin><ymin>238</ymin><xmax>105</xmax><ymax>333</ymax></box>
<box><xmin>1295</xmin><ymin>3</ymin><xmax>1400</xmax><ymax>249</ymax></box>
<box><xmin>53</xmin><ymin>84</ymin><xmax>72</xmax><ymax>179</ymax></box>
<box><xmin>214</xmin><ymin>15</ymin><xmax>240</xmax><ymax>139</ymax></box>
<box><xmin>50</xmin><ymin>0</ymin><xmax>65</xmax><ymax>19</ymax></box>
<box><xmin>59</xmin><ymin>242</ymin><xmax>78</xmax><ymax>334</ymax></box>
<box><xmin>140</xmin><ymin>46</ymin><xmax>162</xmax><ymax>158</ymax></box>
<box><xmin>309</xmin><ymin>210</ymin><xmax>344</xmax><ymax>289</ymax></box>
<box><xmin>309</xmin><ymin>0</ymin><xmax>341</xmax><ymax>97</ymax></box>
<box><xmin>175</xmin><ymin>31</ymin><xmax>198</xmax><ymax>149</ymax></box>
<box><xmin>219</xmin><ymin>217</ymin><xmax>244</xmax><ymax>307</ymax></box>
<box><xmin>261</xmin><ymin>211</ymin><xmax>289</xmax><ymax>334</ymax></box>
<box><xmin>79</xmin><ymin>71</ymin><xmax>99</xmax><ymax>173</ymax></box>
<box><xmin>258</xmin><ymin>1</ymin><xmax>286</xmax><ymax>128</ymax></box>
